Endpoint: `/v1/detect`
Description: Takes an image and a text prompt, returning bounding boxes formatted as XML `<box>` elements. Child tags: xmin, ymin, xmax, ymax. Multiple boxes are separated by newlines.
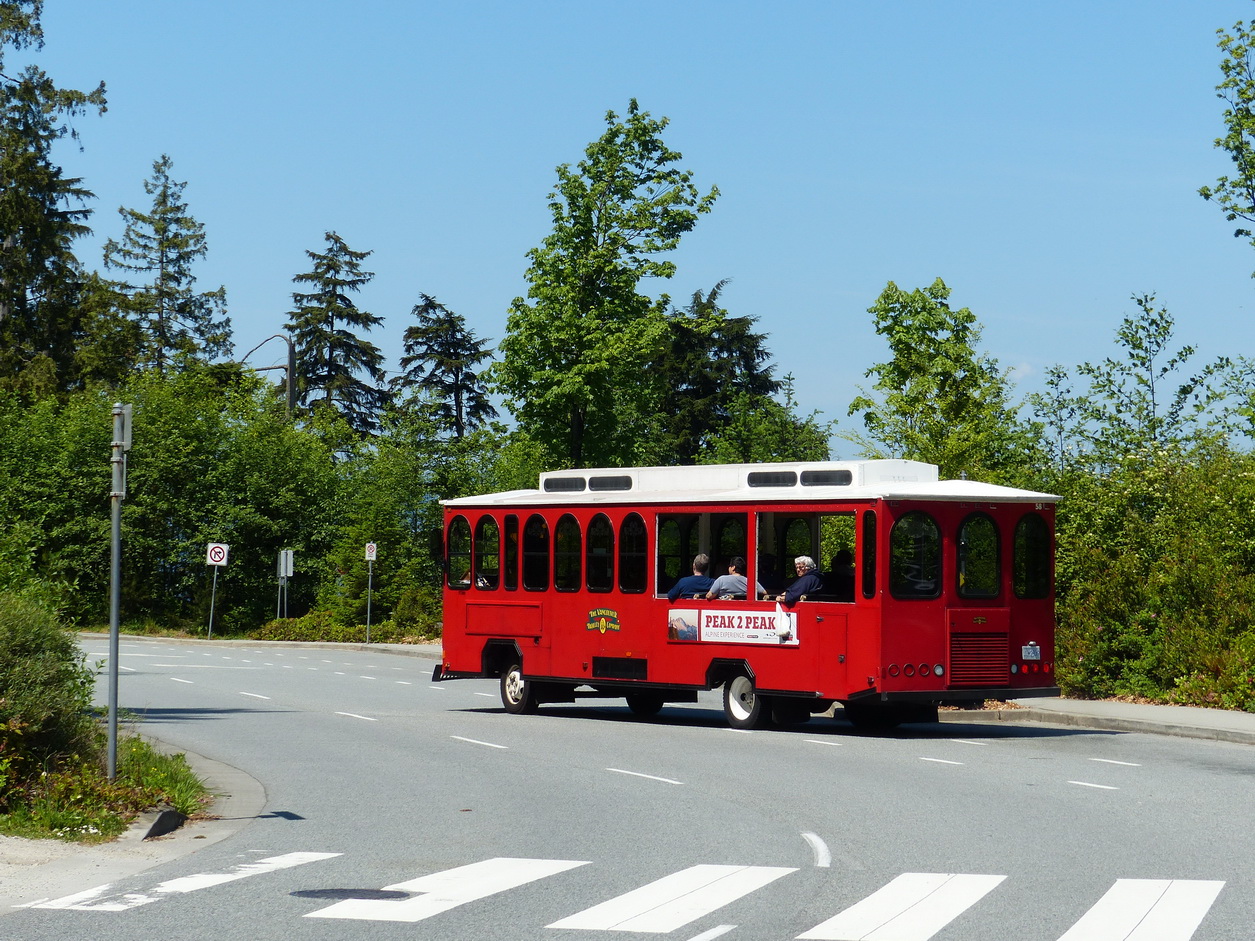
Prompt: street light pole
<box><xmin>107</xmin><ymin>403</ymin><xmax>132</xmax><ymax>781</ymax></box>
<box><xmin>240</xmin><ymin>333</ymin><xmax>297</xmax><ymax>412</ymax></box>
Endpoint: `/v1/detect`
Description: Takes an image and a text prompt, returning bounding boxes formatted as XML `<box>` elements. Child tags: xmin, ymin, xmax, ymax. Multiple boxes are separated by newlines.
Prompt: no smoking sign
<box><xmin>206</xmin><ymin>543</ymin><xmax>230</xmax><ymax>566</ymax></box>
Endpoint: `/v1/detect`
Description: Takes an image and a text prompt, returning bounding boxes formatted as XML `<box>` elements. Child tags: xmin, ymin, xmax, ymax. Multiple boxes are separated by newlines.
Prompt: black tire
<box><xmin>500</xmin><ymin>661</ymin><xmax>538</xmax><ymax>714</ymax></box>
<box><xmin>841</xmin><ymin>700</ymin><xmax>901</xmax><ymax>730</ymax></box>
<box><xmin>625</xmin><ymin>693</ymin><xmax>665</xmax><ymax>717</ymax></box>
<box><xmin>723</xmin><ymin>674</ymin><xmax>764</xmax><ymax>729</ymax></box>
<box><xmin>770</xmin><ymin>699</ymin><xmax>811</xmax><ymax>726</ymax></box>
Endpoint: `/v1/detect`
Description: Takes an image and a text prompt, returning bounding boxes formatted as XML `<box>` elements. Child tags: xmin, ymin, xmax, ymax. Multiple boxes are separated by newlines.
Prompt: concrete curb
<box><xmin>939</xmin><ymin>705</ymin><xmax>1255</xmax><ymax>747</ymax></box>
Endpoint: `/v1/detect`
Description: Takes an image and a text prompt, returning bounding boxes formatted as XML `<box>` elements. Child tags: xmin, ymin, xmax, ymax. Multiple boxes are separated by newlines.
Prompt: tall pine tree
<box><xmin>103</xmin><ymin>155</ymin><xmax>231</xmax><ymax>373</ymax></box>
<box><xmin>0</xmin><ymin>1</ymin><xmax>106</xmax><ymax>393</ymax></box>
<box><xmin>393</xmin><ymin>293</ymin><xmax>496</xmax><ymax>439</ymax></box>
<box><xmin>286</xmin><ymin>231</ymin><xmax>387</xmax><ymax>435</ymax></box>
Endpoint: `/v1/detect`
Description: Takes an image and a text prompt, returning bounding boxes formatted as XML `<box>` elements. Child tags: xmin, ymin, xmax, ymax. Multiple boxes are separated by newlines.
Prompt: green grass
<box><xmin>0</xmin><ymin>735</ymin><xmax>212</xmax><ymax>843</ymax></box>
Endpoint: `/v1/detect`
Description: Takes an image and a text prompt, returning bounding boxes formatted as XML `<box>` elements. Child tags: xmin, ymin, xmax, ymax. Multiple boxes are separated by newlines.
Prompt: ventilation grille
<box><xmin>949</xmin><ymin>632</ymin><xmax>1009</xmax><ymax>686</ymax></box>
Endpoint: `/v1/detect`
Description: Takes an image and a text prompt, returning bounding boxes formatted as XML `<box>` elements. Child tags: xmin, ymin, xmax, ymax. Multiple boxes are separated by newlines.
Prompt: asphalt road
<box><xmin>4</xmin><ymin>636</ymin><xmax>1254</xmax><ymax>941</ymax></box>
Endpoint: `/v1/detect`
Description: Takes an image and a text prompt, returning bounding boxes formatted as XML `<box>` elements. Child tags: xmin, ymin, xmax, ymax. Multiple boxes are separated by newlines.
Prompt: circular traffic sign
<box><xmin>207</xmin><ymin>543</ymin><xmax>229</xmax><ymax>566</ymax></box>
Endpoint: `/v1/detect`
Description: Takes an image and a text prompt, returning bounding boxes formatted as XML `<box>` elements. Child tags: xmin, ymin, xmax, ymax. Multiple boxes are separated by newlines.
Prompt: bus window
<box><xmin>447</xmin><ymin>516</ymin><xmax>471</xmax><ymax>589</ymax></box>
<box><xmin>554</xmin><ymin>514</ymin><xmax>581</xmax><ymax>592</ymax></box>
<box><xmin>861</xmin><ymin>510</ymin><xmax>877</xmax><ymax>599</ymax></box>
<box><xmin>957</xmin><ymin>513</ymin><xmax>998</xmax><ymax>598</ymax></box>
<box><xmin>818</xmin><ymin>512</ymin><xmax>856</xmax><ymax>600</ymax></box>
<box><xmin>504</xmin><ymin>514</ymin><xmax>519</xmax><ymax>591</ymax></box>
<box><xmin>890</xmin><ymin>511</ymin><xmax>940</xmax><ymax>599</ymax></box>
<box><xmin>1014</xmin><ymin>512</ymin><xmax>1052</xmax><ymax>599</ymax></box>
<box><xmin>782</xmin><ymin>517</ymin><xmax>812</xmax><ymax>563</ymax></box>
<box><xmin>587</xmin><ymin>514</ymin><xmax>614</xmax><ymax>592</ymax></box>
<box><xmin>523</xmin><ymin>514</ymin><xmax>550</xmax><ymax>591</ymax></box>
<box><xmin>474</xmin><ymin>515</ymin><xmax>500</xmax><ymax>589</ymax></box>
<box><xmin>619</xmin><ymin>513</ymin><xmax>647</xmax><ymax>593</ymax></box>
<box><xmin>714</xmin><ymin>514</ymin><xmax>747</xmax><ymax>570</ymax></box>
<box><xmin>657</xmin><ymin>514</ymin><xmax>700</xmax><ymax>594</ymax></box>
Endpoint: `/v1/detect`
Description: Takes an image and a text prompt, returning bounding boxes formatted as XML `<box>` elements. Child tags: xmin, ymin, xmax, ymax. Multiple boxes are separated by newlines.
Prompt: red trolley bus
<box><xmin>434</xmin><ymin>459</ymin><xmax>1059</xmax><ymax>729</ymax></box>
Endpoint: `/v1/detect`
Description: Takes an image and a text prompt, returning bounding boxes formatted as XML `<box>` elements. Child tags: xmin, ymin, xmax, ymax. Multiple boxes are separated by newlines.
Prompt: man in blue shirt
<box><xmin>668</xmin><ymin>553</ymin><xmax>713</xmax><ymax>602</ymax></box>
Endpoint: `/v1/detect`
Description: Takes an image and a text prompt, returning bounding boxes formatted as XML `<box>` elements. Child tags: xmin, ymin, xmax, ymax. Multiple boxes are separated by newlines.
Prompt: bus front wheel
<box><xmin>500</xmin><ymin>662</ymin><xmax>538</xmax><ymax>714</ymax></box>
<box><xmin>724</xmin><ymin>675</ymin><xmax>763</xmax><ymax>729</ymax></box>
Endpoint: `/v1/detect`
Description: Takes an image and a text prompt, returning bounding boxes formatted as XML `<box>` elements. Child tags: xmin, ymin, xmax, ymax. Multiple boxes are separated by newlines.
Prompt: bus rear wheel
<box><xmin>500</xmin><ymin>661</ymin><xmax>538</xmax><ymax>714</ymax></box>
<box><xmin>724</xmin><ymin>675</ymin><xmax>764</xmax><ymax>729</ymax></box>
<box><xmin>625</xmin><ymin>692</ymin><xmax>664</xmax><ymax>717</ymax></box>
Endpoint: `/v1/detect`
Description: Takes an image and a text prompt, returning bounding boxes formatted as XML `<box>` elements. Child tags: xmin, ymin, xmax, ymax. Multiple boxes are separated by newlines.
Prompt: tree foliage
<box><xmin>393</xmin><ymin>293</ymin><xmax>496</xmax><ymax>439</ymax></box>
<box><xmin>286</xmin><ymin>231</ymin><xmax>387</xmax><ymax>436</ymax></box>
<box><xmin>846</xmin><ymin>278</ymin><xmax>1038</xmax><ymax>481</ymax></box>
<box><xmin>103</xmin><ymin>155</ymin><xmax>231</xmax><ymax>373</ymax></box>
<box><xmin>0</xmin><ymin>0</ymin><xmax>106</xmax><ymax>393</ymax></box>
<box><xmin>654</xmin><ymin>280</ymin><xmax>781</xmax><ymax>464</ymax></box>
<box><xmin>494</xmin><ymin>100</ymin><xmax>718</xmax><ymax>467</ymax></box>
<box><xmin>1201</xmin><ymin>13</ymin><xmax>1255</xmax><ymax>276</ymax></box>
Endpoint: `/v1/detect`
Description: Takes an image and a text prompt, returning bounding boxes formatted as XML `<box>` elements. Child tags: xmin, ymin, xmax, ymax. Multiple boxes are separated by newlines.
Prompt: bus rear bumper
<box><xmin>853</xmin><ymin>686</ymin><xmax>1061</xmax><ymax>703</ymax></box>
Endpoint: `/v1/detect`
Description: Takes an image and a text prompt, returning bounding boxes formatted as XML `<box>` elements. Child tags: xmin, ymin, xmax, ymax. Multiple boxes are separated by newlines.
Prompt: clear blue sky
<box><xmin>26</xmin><ymin>1</ymin><xmax>1255</xmax><ymax>454</ymax></box>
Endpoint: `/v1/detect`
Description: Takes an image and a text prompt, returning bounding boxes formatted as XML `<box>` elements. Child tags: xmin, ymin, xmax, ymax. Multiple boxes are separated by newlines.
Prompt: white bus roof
<box><xmin>442</xmin><ymin>460</ymin><xmax>1059</xmax><ymax>508</ymax></box>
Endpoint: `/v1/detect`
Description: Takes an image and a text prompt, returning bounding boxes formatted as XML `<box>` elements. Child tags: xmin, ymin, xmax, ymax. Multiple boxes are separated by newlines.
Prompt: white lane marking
<box><xmin>1089</xmin><ymin>758</ymin><xmax>1141</xmax><ymax>767</ymax></box>
<box><xmin>427</xmin><ymin>685</ymin><xmax>446</xmax><ymax>690</ymax></box>
<box><xmin>919</xmin><ymin>758</ymin><xmax>964</xmax><ymax>766</ymax></box>
<box><xmin>396</xmin><ymin>680</ymin><xmax>412</xmax><ymax>685</ymax></box>
<box><xmin>550</xmin><ymin>864</ymin><xmax>796</xmax><ymax>932</ymax></box>
<box><xmin>724</xmin><ymin>728</ymin><xmax>753</xmax><ymax>735</ymax></box>
<box><xmin>307</xmin><ymin>857</ymin><xmax>588</xmax><ymax>922</ymax></box>
<box><xmin>474</xmin><ymin>692</ymin><xmax>495</xmax><ymax>698</ymax></box>
<box><xmin>170</xmin><ymin>678</ymin><xmax>193</xmax><ymax>684</ymax></box>
<box><xmin>805</xmin><ymin>740</ymin><xmax>844</xmax><ymax>747</ymax></box>
<box><xmin>25</xmin><ymin>852</ymin><xmax>341</xmax><ymax>911</ymax></box>
<box><xmin>800</xmin><ymin>873</ymin><xmax>1005</xmax><ymax>940</ymax></box>
<box><xmin>1069</xmin><ymin>781</ymin><xmax>1118</xmax><ymax>790</ymax></box>
<box><xmin>1057</xmin><ymin>879</ymin><xmax>1225</xmax><ymax>941</ymax></box>
<box><xmin>119</xmin><ymin>665</ymin><xmax>136</xmax><ymax>672</ymax></box>
<box><xmin>606</xmin><ymin>768</ymin><xmax>683</xmax><ymax>785</ymax></box>
<box><xmin>335</xmin><ymin>712</ymin><xmax>376</xmax><ymax>722</ymax></box>
<box><xmin>687</xmin><ymin>926</ymin><xmax>737</xmax><ymax>941</ymax></box>
<box><xmin>949</xmin><ymin>739</ymin><xmax>988</xmax><ymax>746</ymax></box>
<box><xmin>802</xmin><ymin>832</ymin><xmax>832</xmax><ymax>868</ymax></box>
<box><xmin>359</xmin><ymin>676</ymin><xmax>376</xmax><ymax>680</ymax></box>
<box><xmin>451</xmin><ymin>736</ymin><xmax>507</xmax><ymax>749</ymax></box>
<box><xmin>239</xmin><ymin>692</ymin><xmax>271</xmax><ymax>700</ymax></box>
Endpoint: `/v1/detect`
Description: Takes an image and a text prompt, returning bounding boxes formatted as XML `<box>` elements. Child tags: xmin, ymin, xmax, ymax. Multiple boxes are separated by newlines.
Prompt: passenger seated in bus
<box><xmin>774</xmin><ymin>555</ymin><xmax>825</xmax><ymax>605</ymax></box>
<box><xmin>668</xmin><ymin>553</ymin><xmax>714</xmax><ymax>602</ymax></box>
<box><xmin>704</xmin><ymin>557</ymin><xmax>765</xmax><ymax>600</ymax></box>
<box><xmin>757</xmin><ymin>553</ymin><xmax>783</xmax><ymax>593</ymax></box>
<box><xmin>824</xmin><ymin>549</ymin><xmax>855</xmax><ymax>601</ymax></box>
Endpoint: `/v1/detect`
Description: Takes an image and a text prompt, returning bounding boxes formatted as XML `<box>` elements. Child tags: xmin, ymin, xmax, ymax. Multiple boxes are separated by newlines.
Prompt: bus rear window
<box><xmin>889</xmin><ymin>511</ymin><xmax>940</xmax><ymax>599</ymax></box>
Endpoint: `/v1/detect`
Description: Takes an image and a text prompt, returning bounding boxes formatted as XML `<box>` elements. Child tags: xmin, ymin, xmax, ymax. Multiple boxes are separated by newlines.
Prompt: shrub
<box><xmin>0</xmin><ymin>593</ymin><xmax>97</xmax><ymax>801</ymax></box>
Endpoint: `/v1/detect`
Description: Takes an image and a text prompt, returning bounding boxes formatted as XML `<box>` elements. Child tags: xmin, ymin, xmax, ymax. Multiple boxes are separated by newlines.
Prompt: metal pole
<box><xmin>366</xmin><ymin>560</ymin><xmax>373</xmax><ymax>644</ymax></box>
<box><xmin>208</xmin><ymin>567</ymin><xmax>219</xmax><ymax>640</ymax></box>
<box><xmin>107</xmin><ymin>404</ymin><xmax>125</xmax><ymax>781</ymax></box>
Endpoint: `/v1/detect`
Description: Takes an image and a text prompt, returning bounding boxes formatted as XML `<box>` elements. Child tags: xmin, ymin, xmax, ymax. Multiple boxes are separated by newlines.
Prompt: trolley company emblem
<box><xmin>587</xmin><ymin>609</ymin><xmax>621</xmax><ymax>634</ymax></box>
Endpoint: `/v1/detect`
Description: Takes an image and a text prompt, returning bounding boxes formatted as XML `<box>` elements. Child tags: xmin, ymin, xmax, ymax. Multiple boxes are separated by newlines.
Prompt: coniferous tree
<box><xmin>103</xmin><ymin>155</ymin><xmax>231</xmax><ymax>373</ymax></box>
<box><xmin>286</xmin><ymin>231</ymin><xmax>387</xmax><ymax>435</ymax></box>
<box><xmin>393</xmin><ymin>293</ymin><xmax>496</xmax><ymax>439</ymax></box>
<box><xmin>0</xmin><ymin>1</ymin><xmax>106</xmax><ymax>392</ymax></box>
<box><xmin>656</xmin><ymin>280</ymin><xmax>780</xmax><ymax>464</ymax></box>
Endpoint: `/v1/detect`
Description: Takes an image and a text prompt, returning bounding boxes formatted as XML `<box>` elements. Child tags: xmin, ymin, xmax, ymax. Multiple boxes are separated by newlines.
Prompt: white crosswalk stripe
<box><xmin>13</xmin><ymin>852</ymin><xmax>1229</xmax><ymax>939</ymax></box>
<box><xmin>548</xmin><ymin>864</ymin><xmax>797</xmax><ymax>933</ymax></box>
<box><xmin>797</xmin><ymin>872</ymin><xmax>1006</xmax><ymax>941</ymax></box>
<box><xmin>1056</xmin><ymin>879</ymin><xmax>1226</xmax><ymax>941</ymax></box>
<box><xmin>304</xmin><ymin>856</ymin><xmax>589</xmax><ymax>923</ymax></box>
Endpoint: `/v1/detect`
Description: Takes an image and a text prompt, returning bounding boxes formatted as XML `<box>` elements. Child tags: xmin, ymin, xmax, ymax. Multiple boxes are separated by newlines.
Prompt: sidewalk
<box><xmin>940</xmin><ymin>696</ymin><xmax>1255</xmax><ymax>747</ymax></box>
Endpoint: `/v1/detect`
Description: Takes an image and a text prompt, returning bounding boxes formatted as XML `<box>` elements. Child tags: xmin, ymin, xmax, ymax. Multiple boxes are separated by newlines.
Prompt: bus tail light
<box><xmin>933</xmin><ymin>664</ymin><xmax>944</xmax><ymax>677</ymax></box>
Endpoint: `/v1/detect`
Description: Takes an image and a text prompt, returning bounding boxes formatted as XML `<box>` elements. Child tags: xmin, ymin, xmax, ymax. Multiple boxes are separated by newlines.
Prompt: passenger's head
<box><xmin>729</xmin><ymin>556</ymin><xmax>746</xmax><ymax>575</ymax></box>
<box><xmin>794</xmin><ymin>555</ymin><xmax>816</xmax><ymax>573</ymax></box>
<box><xmin>692</xmin><ymin>553</ymin><xmax>710</xmax><ymax>574</ymax></box>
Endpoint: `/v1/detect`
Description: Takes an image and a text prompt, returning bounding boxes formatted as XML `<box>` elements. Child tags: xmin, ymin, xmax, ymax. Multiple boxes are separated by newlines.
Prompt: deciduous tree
<box><xmin>1200</xmin><ymin>14</ymin><xmax>1255</xmax><ymax>276</ymax></box>
<box><xmin>846</xmin><ymin>278</ymin><xmax>1038</xmax><ymax>481</ymax></box>
<box><xmin>494</xmin><ymin>100</ymin><xmax>718</xmax><ymax>467</ymax></box>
